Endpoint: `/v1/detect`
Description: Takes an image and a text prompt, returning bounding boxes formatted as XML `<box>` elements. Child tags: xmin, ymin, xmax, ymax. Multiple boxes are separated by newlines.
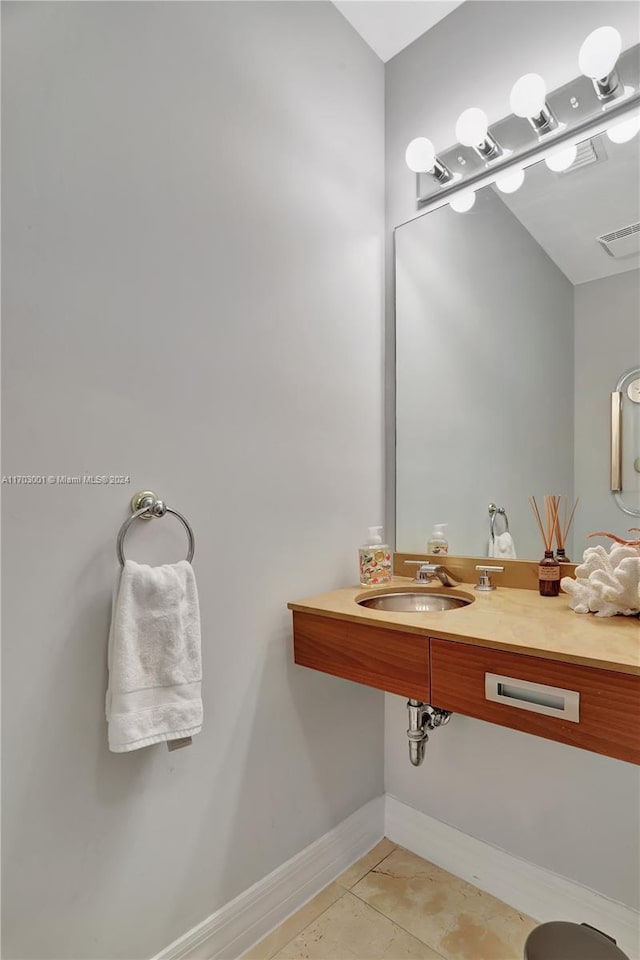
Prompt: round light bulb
<box><xmin>405</xmin><ymin>137</ymin><xmax>436</xmax><ymax>173</ymax></box>
<box><xmin>495</xmin><ymin>168</ymin><xmax>525</xmax><ymax>193</ymax></box>
<box><xmin>578</xmin><ymin>26</ymin><xmax>621</xmax><ymax>80</ymax></box>
<box><xmin>455</xmin><ymin>108</ymin><xmax>488</xmax><ymax>147</ymax></box>
<box><xmin>510</xmin><ymin>73</ymin><xmax>547</xmax><ymax>118</ymax></box>
<box><xmin>449</xmin><ymin>190</ymin><xmax>476</xmax><ymax>213</ymax></box>
<box><xmin>545</xmin><ymin>144</ymin><xmax>578</xmax><ymax>172</ymax></box>
<box><xmin>607</xmin><ymin>115</ymin><xmax>640</xmax><ymax>144</ymax></box>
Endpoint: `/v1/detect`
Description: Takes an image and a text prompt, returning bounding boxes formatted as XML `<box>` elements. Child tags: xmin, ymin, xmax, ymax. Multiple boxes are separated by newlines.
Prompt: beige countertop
<box><xmin>288</xmin><ymin>577</ymin><xmax>640</xmax><ymax>676</ymax></box>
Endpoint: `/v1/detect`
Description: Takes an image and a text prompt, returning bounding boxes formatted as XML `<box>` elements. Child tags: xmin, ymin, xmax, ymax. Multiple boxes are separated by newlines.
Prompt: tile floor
<box><xmin>244</xmin><ymin>840</ymin><xmax>537</xmax><ymax>960</ymax></box>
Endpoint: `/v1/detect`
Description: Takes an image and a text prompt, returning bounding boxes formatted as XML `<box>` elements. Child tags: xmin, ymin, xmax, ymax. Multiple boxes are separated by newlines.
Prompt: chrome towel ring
<box><xmin>116</xmin><ymin>490</ymin><xmax>195</xmax><ymax>566</ymax></box>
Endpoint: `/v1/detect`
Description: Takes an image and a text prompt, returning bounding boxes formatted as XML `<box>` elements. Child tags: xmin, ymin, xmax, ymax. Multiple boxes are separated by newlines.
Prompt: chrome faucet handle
<box><xmin>404</xmin><ymin>561</ymin><xmax>460</xmax><ymax>587</ymax></box>
<box><xmin>475</xmin><ymin>565</ymin><xmax>505</xmax><ymax>592</ymax></box>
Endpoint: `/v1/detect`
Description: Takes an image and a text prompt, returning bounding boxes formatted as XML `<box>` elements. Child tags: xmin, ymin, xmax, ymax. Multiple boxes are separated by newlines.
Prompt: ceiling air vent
<box><xmin>560</xmin><ymin>136</ymin><xmax>607</xmax><ymax>175</ymax></box>
<box><xmin>598</xmin><ymin>222</ymin><xmax>640</xmax><ymax>259</ymax></box>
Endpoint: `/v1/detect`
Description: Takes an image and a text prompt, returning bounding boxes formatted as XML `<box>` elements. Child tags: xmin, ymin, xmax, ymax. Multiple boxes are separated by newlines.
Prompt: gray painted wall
<box><xmin>384</xmin><ymin>707</ymin><xmax>640</xmax><ymax>908</ymax></box>
<box><xmin>1</xmin><ymin>3</ymin><xmax>384</xmax><ymax>957</ymax></box>
<box><xmin>395</xmin><ymin>188</ymin><xmax>574</xmax><ymax>559</ymax></box>
<box><xmin>574</xmin><ymin>270</ymin><xmax>640</xmax><ymax>552</ymax></box>
<box><xmin>385</xmin><ymin>0</ymin><xmax>640</xmax><ymax>910</ymax></box>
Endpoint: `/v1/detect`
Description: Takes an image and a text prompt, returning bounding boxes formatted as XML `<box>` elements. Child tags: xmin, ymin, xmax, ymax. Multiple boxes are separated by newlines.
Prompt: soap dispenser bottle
<box><xmin>427</xmin><ymin>523</ymin><xmax>449</xmax><ymax>555</ymax></box>
<box><xmin>359</xmin><ymin>526</ymin><xmax>392</xmax><ymax>586</ymax></box>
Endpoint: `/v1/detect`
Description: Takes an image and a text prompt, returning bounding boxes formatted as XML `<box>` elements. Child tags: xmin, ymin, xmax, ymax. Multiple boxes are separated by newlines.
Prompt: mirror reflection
<box><xmin>395</xmin><ymin>132</ymin><xmax>640</xmax><ymax>561</ymax></box>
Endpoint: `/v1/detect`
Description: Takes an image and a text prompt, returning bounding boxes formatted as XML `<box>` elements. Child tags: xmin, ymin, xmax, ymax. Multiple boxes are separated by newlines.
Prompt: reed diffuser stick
<box><xmin>529</xmin><ymin>495</ymin><xmax>547</xmax><ymax>547</ymax></box>
<box><xmin>556</xmin><ymin>496</ymin><xmax>579</xmax><ymax>550</ymax></box>
<box><xmin>545</xmin><ymin>495</ymin><xmax>561</xmax><ymax>551</ymax></box>
<box><xmin>529</xmin><ymin>495</ymin><xmax>560</xmax><ymax>552</ymax></box>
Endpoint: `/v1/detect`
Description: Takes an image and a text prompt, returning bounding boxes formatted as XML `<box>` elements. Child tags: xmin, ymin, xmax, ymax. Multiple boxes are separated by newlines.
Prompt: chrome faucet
<box><xmin>404</xmin><ymin>561</ymin><xmax>460</xmax><ymax>587</ymax></box>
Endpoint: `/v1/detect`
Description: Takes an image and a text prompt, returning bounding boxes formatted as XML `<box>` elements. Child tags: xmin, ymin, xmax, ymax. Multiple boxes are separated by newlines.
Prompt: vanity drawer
<box><xmin>430</xmin><ymin>639</ymin><xmax>640</xmax><ymax>764</ymax></box>
<box><xmin>293</xmin><ymin>612</ymin><xmax>429</xmax><ymax>700</ymax></box>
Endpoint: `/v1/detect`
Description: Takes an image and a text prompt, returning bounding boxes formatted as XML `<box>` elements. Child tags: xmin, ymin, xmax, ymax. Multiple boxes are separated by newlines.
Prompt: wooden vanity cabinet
<box><xmin>291</xmin><ymin>612</ymin><xmax>640</xmax><ymax>764</ymax></box>
<box><xmin>292</xmin><ymin>612</ymin><xmax>429</xmax><ymax>700</ymax></box>
<box><xmin>430</xmin><ymin>638</ymin><xmax>640</xmax><ymax>765</ymax></box>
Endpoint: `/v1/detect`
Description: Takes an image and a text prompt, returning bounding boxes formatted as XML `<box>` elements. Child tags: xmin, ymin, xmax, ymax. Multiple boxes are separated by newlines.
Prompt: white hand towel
<box><xmin>488</xmin><ymin>532</ymin><xmax>517</xmax><ymax>559</ymax></box>
<box><xmin>106</xmin><ymin>560</ymin><xmax>202</xmax><ymax>752</ymax></box>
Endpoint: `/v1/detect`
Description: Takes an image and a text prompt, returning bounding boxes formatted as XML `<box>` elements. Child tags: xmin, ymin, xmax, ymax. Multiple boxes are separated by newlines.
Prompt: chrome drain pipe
<box><xmin>407</xmin><ymin>700</ymin><xmax>452</xmax><ymax>766</ymax></box>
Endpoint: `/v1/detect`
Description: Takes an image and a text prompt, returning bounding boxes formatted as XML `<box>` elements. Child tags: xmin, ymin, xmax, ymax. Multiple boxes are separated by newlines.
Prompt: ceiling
<box><xmin>332</xmin><ymin>0</ymin><xmax>463</xmax><ymax>62</ymax></box>
<box><xmin>497</xmin><ymin>133</ymin><xmax>640</xmax><ymax>285</ymax></box>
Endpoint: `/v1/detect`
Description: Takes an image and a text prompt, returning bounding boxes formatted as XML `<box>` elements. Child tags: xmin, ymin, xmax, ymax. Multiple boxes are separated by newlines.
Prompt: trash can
<box><xmin>524</xmin><ymin>922</ymin><xmax>630</xmax><ymax>959</ymax></box>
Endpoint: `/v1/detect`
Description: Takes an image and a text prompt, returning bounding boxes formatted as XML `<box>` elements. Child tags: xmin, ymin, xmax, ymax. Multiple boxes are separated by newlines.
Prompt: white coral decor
<box><xmin>561</xmin><ymin>544</ymin><xmax>640</xmax><ymax>617</ymax></box>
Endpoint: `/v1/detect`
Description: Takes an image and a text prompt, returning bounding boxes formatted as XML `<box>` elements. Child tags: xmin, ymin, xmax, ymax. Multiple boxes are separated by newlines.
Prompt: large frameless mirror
<box><xmin>395</xmin><ymin>130</ymin><xmax>640</xmax><ymax>561</ymax></box>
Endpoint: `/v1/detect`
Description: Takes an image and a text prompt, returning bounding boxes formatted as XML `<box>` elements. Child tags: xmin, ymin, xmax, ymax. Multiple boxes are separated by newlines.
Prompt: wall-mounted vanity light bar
<box><xmin>406</xmin><ymin>26</ymin><xmax>640</xmax><ymax>214</ymax></box>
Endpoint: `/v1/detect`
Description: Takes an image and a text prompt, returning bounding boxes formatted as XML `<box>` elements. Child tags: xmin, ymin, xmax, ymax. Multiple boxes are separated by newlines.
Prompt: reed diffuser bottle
<box><xmin>530</xmin><ymin>495</ymin><xmax>561</xmax><ymax>597</ymax></box>
<box><xmin>538</xmin><ymin>549</ymin><xmax>561</xmax><ymax>596</ymax></box>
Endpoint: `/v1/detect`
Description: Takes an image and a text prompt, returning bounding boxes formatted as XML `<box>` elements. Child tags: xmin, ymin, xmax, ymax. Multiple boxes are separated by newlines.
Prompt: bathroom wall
<box><xmin>1</xmin><ymin>3</ymin><xmax>384</xmax><ymax>957</ymax></box>
<box><xmin>574</xmin><ymin>270</ymin><xmax>640</xmax><ymax>549</ymax></box>
<box><xmin>385</xmin><ymin>0</ymin><xmax>640</xmax><ymax>910</ymax></box>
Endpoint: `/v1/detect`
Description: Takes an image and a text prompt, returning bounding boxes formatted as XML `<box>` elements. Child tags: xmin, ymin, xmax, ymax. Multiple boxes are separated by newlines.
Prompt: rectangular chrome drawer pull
<box><xmin>485</xmin><ymin>673</ymin><xmax>580</xmax><ymax>722</ymax></box>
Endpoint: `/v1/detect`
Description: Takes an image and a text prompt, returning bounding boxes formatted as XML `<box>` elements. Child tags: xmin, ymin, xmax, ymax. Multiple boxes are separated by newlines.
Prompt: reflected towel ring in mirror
<box><xmin>116</xmin><ymin>490</ymin><xmax>195</xmax><ymax>566</ymax></box>
<box><xmin>489</xmin><ymin>503</ymin><xmax>510</xmax><ymax>540</ymax></box>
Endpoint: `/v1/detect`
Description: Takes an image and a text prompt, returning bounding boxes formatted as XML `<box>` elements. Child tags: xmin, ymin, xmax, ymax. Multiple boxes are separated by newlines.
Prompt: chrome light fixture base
<box><xmin>472</xmin><ymin>133</ymin><xmax>504</xmax><ymax>163</ymax></box>
<box><xmin>527</xmin><ymin>104</ymin><xmax>560</xmax><ymax>136</ymax></box>
<box><xmin>431</xmin><ymin>157</ymin><xmax>455</xmax><ymax>184</ymax></box>
<box><xmin>592</xmin><ymin>67</ymin><xmax>623</xmax><ymax>103</ymax></box>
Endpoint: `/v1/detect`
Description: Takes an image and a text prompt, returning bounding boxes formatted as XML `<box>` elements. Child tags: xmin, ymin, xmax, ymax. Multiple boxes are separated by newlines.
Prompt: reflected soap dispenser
<box><xmin>359</xmin><ymin>526</ymin><xmax>392</xmax><ymax>586</ymax></box>
<box><xmin>427</xmin><ymin>523</ymin><xmax>449</xmax><ymax>555</ymax></box>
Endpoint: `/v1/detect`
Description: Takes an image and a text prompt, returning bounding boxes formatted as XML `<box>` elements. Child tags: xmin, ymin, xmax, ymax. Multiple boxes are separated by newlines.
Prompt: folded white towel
<box><xmin>106</xmin><ymin>560</ymin><xmax>203</xmax><ymax>752</ymax></box>
<box><xmin>488</xmin><ymin>532</ymin><xmax>517</xmax><ymax>559</ymax></box>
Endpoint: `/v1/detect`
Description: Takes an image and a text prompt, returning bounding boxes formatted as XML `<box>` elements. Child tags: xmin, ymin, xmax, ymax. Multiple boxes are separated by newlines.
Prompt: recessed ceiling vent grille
<box><xmin>598</xmin><ymin>222</ymin><xmax>640</xmax><ymax>259</ymax></box>
<box><xmin>562</xmin><ymin>136</ymin><xmax>607</xmax><ymax>174</ymax></box>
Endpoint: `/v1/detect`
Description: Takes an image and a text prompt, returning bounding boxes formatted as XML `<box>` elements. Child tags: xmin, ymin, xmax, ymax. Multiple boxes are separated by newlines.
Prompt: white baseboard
<box><xmin>153</xmin><ymin>792</ymin><xmax>639</xmax><ymax>960</ymax></box>
<box><xmin>152</xmin><ymin>795</ymin><xmax>385</xmax><ymax>960</ymax></box>
<box><xmin>385</xmin><ymin>794</ymin><xmax>640</xmax><ymax>959</ymax></box>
